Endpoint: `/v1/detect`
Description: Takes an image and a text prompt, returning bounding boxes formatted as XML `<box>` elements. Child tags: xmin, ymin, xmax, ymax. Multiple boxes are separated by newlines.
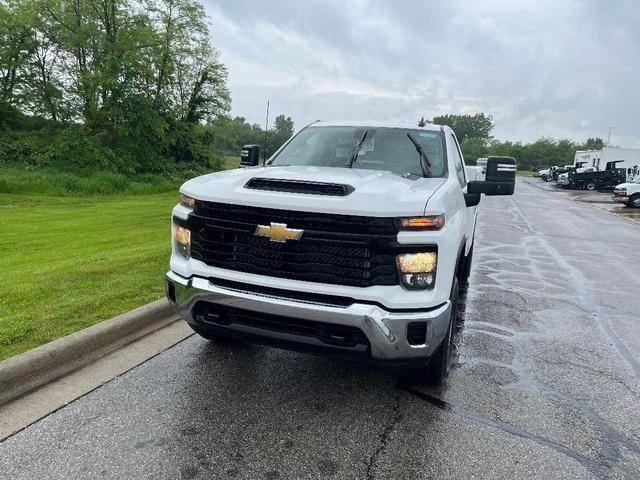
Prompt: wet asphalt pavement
<box><xmin>1</xmin><ymin>179</ymin><xmax>640</xmax><ymax>479</ymax></box>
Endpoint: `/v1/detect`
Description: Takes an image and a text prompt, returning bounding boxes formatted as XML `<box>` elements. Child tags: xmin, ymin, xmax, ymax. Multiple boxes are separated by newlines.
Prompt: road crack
<box><xmin>399</xmin><ymin>384</ymin><xmax>627</xmax><ymax>477</ymax></box>
<box><xmin>365</xmin><ymin>391</ymin><xmax>403</xmax><ymax>480</ymax></box>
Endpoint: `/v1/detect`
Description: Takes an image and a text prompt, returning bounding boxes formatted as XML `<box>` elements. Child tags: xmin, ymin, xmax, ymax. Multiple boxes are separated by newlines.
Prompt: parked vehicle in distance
<box><xmin>572</xmin><ymin>161</ymin><xmax>629</xmax><ymax>191</ymax></box>
<box><xmin>613</xmin><ymin>174</ymin><xmax>640</xmax><ymax>208</ymax></box>
<box><xmin>476</xmin><ymin>157</ymin><xmax>487</xmax><ymax>175</ymax></box>
<box><xmin>540</xmin><ymin>165</ymin><xmax>572</xmax><ymax>182</ymax></box>
<box><xmin>574</xmin><ymin>147</ymin><xmax>640</xmax><ymax>172</ymax></box>
<box><xmin>467</xmin><ymin>163</ymin><xmax>486</xmax><ymax>181</ymax></box>
<box><xmin>539</xmin><ymin>166</ymin><xmax>558</xmax><ymax>182</ymax></box>
<box><xmin>557</xmin><ymin>166</ymin><xmax>594</xmax><ymax>188</ymax></box>
<box><xmin>165</xmin><ymin>120</ymin><xmax>516</xmax><ymax>384</ymax></box>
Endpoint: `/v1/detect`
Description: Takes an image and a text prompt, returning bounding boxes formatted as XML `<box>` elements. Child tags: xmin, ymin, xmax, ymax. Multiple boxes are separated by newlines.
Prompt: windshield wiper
<box><xmin>406</xmin><ymin>133</ymin><xmax>432</xmax><ymax>177</ymax></box>
<box><xmin>346</xmin><ymin>130</ymin><xmax>368</xmax><ymax>168</ymax></box>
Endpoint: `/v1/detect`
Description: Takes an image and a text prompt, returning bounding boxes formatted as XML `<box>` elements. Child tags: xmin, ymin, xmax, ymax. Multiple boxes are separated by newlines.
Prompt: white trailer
<box><xmin>573</xmin><ymin>147</ymin><xmax>640</xmax><ymax>180</ymax></box>
<box><xmin>573</xmin><ymin>150</ymin><xmax>600</xmax><ymax>169</ymax></box>
<box><xmin>600</xmin><ymin>148</ymin><xmax>640</xmax><ymax>179</ymax></box>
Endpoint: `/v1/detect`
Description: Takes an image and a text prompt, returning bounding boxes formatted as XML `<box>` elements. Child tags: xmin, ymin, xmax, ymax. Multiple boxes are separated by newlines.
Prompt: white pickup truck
<box><xmin>166</xmin><ymin>121</ymin><xmax>516</xmax><ymax>384</ymax></box>
<box><xmin>613</xmin><ymin>174</ymin><xmax>640</xmax><ymax>207</ymax></box>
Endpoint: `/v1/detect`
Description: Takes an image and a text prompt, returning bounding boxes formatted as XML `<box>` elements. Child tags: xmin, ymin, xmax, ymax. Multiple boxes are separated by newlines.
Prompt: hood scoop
<box><xmin>244</xmin><ymin>177</ymin><xmax>354</xmax><ymax>196</ymax></box>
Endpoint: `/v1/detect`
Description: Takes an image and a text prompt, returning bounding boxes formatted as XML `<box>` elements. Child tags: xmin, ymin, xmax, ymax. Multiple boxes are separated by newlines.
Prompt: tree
<box><xmin>460</xmin><ymin>137</ymin><xmax>488</xmax><ymax>165</ymax></box>
<box><xmin>147</xmin><ymin>0</ymin><xmax>230</xmax><ymax>123</ymax></box>
<box><xmin>431</xmin><ymin>113</ymin><xmax>494</xmax><ymax>144</ymax></box>
<box><xmin>0</xmin><ymin>0</ymin><xmax>232</xmax><ymax>172</ymax></box>
<box><xmin>207</xmin><ymin>114</ymin><xmax>295</xmax><ymax>159</ymax></box>
<box><xmin>0</xmin><ymin>1</ymin><xmax>35</xmax><ymax>105</ymax></box>
<box><xmin>266</xmin><ymin>114</ymin><xmax>294</xmax><ymax>156</ymax></box>
<box><xmin>273</xmin><ymin>114</ymin><xmax>294</xmax><ymax>138</ymax></box>
<box><xmin>580</xmin><ymin>137</ymin><xmax>605</xmax><ymax>150</ymax></box>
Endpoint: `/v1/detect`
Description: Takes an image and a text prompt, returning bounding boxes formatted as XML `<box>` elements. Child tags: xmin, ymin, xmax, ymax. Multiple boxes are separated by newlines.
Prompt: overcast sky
<box><xmin>203</xmin><ymin>0</ymin><xmax>640</xmax><ymax>146</ymax></box>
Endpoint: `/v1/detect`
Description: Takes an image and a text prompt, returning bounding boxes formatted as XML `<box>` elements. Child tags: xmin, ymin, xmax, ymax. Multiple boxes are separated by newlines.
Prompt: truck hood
<box><xmin>181</xmin><ymin>166</ymin><xmax>447</xmax><ymax>216</ymax></box>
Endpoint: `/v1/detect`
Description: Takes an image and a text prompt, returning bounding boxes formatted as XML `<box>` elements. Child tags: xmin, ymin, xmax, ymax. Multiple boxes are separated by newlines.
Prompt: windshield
<box><xmin>632</xmin><ymin>174</ymin><xmax>640</xmax><ymax>184</ymax></box>
<box><xmin>268</xmin><ymin>126</ymin><xmax>447</xmax><ymax>177</ymax></box>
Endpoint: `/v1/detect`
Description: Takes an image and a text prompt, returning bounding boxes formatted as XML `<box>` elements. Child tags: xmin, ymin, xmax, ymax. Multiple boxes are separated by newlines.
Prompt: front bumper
<box><xmin>613</xmin><ymin>193</ymin><xmax>628</xmax><ymax>203</ymax></box>
<box><xmin>166</xmin><ymin>271</ymin><xmax>451</xmax><ymax>363</ymax></box>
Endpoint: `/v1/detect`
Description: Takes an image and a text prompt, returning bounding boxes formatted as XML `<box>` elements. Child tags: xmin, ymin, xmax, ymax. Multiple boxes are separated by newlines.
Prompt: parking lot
<box><xmin>1</xmin><ymin>179</ymin><xmax>639</xmax><ymax>479</ymax></box>
<box><xmin>529</xmin><ymin>177</ymin><xmax>640</xmax><ymax>225</ymax></box>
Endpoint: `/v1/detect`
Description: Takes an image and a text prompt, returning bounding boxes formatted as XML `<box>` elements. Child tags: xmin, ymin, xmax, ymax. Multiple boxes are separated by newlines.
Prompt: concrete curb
<box><xmin>574</xmin><ymin>194</ymin><xmax>614</xmax><ymax>204</ymax></box>
<box><xmin>0</xmin><ymin>299</ymin><xmax>178</xmax><ymax>406</ymax></box>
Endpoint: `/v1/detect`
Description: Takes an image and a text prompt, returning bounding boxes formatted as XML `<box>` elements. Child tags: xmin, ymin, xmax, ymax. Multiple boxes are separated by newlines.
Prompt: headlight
<box><xmin>396</xmin><ymin>251</ymin><xmax>437</xmax><ymax>289</ymax></box>
<box><xmin>173</xmin><ymin>224</ymin><xmax>191</xmax><ymax>259</ymax></box>
<box><xmin>180</xmin><ymin>193</ymin><xmax>195</xmax><ymax>209</ymax></box>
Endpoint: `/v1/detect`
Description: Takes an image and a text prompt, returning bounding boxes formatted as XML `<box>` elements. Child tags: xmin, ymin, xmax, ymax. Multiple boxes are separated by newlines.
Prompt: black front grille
<box><xmin>188</xmin><ymin>201</ymin><xmax>399</xmax><ymax>287</ymax></box>
<box><xmin>244</xmin><ymin>178</ymin><xmax>354</xmax><ymax>196</ymax></box>
<box><xmin>193</xmin><ymin>302</ymin><xmax>369</xmax><ymax>348</ymax></box>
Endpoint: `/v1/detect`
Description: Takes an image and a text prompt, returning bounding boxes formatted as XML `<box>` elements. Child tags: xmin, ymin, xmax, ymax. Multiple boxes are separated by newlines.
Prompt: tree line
<box><xmin>432</xmin><ymin>113</ymin><xmax>605</xmax><ymax>171</ymax></box>
<box><xmin>0</xmin><ymin>0</ymin><xmax>293</xmax><ymax>175</ymax></box>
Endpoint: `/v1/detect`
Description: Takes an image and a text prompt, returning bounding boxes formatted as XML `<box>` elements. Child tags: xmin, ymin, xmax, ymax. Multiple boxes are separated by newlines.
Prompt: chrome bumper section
<box><xmin>166</xmin><ymin>271</ymin><xmax>451</xmax><ymax>361</ymax></box>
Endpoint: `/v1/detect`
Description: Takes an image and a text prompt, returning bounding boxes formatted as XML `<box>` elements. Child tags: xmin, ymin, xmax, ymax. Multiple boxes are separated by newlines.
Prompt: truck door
<box><xmin>450</xmin><ymin>134</ymin><xmax>475</xmax><ymax>254</ymax></box>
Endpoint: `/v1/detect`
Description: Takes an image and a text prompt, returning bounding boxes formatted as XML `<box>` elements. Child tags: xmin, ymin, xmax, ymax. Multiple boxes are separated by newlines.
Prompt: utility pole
<box><xmin>263</xmin><ymin>100</ymin><xmax>270</xmax><ymax>164</ymax></box>
<box><xmin>607</xmin><ymin>126</ymin><xmax>616</xmax><ymax>147</ymax></box>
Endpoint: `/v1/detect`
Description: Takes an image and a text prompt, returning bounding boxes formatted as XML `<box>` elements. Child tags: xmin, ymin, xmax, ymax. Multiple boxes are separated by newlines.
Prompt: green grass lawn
<box><xmin>517</xmin><ymin>170</ymin><xmax>539</xmax><ymax>177</ymax></box>
<box><xmin>0</xmin><ymin>157</ymin><xmax>247</xmax><ymax>360</ymax></box>
<box><xmin>0</xmin><ymin>192</ymin><xmax>178</xmax><ymax>360</ymax></box>
<box><xmin>223</xmin><ymin>155</ymin><xmax>241</xmax><ymax>170</ymax></box>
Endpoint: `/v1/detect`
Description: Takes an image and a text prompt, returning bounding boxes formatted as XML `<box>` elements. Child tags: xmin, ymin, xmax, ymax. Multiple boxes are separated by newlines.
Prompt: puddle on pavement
<box><xmin>608</xmin><ymin>206</ymin><xmax>640</xmax><ymax>220</ymax></box>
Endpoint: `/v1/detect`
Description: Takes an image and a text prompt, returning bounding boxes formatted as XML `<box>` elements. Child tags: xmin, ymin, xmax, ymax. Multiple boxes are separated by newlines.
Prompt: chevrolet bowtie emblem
<box><xmin>255</xmin><ymin>222</ymin><xmax>303</xmax><ymax>243</ymax></box>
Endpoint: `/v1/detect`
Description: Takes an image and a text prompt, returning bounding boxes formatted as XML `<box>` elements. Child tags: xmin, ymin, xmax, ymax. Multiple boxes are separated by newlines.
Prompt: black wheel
<box><xmin>630</xmin><ymin>194</ymin><xmax>640</xmax><ymax>208</ymax></box>
<box><xmin>189</xmin><ymin>323</ymin><xmax>237</xmax><ymax>342</ymax></box>
<box><xmin>585</xmin><ymin>181</ymin><xmax>597</xmax><ymax>191</ymax></box>
<box><xmin>425</xmin><ymin>277</ymin><xmax>460</xmax><ymax>385</ymax></box>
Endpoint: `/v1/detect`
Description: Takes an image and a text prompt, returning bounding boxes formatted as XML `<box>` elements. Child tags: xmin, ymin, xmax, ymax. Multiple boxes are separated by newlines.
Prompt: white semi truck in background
<box><xmin>574</xmin><ymin>148</ymin><xmax>640</xmax><ymax>180</ymax></box>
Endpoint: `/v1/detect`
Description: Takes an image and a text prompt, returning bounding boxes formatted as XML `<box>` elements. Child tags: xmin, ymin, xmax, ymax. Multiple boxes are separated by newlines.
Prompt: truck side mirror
<box><xmin>467</xmin><ymin>156</ymin><xmax>516</xmax><ymax>196</ymax></box>
<box><xmin>240</xmin><ymin>144</ymin><xmax>260</xmax><ymax>167</ymax></box>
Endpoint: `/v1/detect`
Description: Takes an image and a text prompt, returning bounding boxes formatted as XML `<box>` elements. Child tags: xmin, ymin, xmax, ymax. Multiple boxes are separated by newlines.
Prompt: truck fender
<box><xmin>454</xmin><ymin>236</ymin><xmax>467</xmax><ymax>292</ymax></box>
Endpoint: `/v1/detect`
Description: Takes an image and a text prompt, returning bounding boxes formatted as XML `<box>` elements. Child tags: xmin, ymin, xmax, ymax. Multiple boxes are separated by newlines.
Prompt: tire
<box><xmin>425</xmin><ymin>277</ymin><xmax>460</xmax><ymax>386</ymax></box>
<box><xmin>585</xmin><ymin>181</ymin><xmax>597</xmax><ymax>191</ymax></box>
<box><xmin>630</xmin><ymin>194</ymin><xmax>640</xmax><ymax>208</ymax></box>
<box><xmin>189</xmin><ymin>323</ymin><xmax>237</xmax><ymax>343</ymax></box>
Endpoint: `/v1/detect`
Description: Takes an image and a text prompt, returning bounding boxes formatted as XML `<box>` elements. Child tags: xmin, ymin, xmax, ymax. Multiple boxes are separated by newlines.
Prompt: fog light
<box><xmin>396</xmin><ymin>251</ymin><xmax>437</xmax><ymax>290</ymax></box>
<box><xmin>173</xmin><ymin>225</ymin><xmax>191</xmax><ymax>259</ymax></box>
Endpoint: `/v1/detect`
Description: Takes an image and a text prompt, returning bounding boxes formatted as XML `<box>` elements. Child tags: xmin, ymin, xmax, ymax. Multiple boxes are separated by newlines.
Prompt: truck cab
<box><xmin>165</xmin><ymin>121</ymin><xmax>515</xmax><ymax>384</ymax></box>
<box><xmin>573</xmin><ymin>161</ymin><xmax>628</xmax><ymax>191</ymax></box>
<box><xmin>613</xmin><ymin>174</ymin><xmax>640</xmax><ymax>208</ymax></box>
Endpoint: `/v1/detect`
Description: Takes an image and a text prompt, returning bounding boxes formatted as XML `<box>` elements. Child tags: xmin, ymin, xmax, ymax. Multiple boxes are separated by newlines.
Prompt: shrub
<box><xmin>0</xmin><ymin>168</ymin><xmax>178</xmax><ymax>196</ymax></box>
<box><xmin>42</xmin><ymin>127</ymin><xmax>124</xmax><ymax>172</ymax></box>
